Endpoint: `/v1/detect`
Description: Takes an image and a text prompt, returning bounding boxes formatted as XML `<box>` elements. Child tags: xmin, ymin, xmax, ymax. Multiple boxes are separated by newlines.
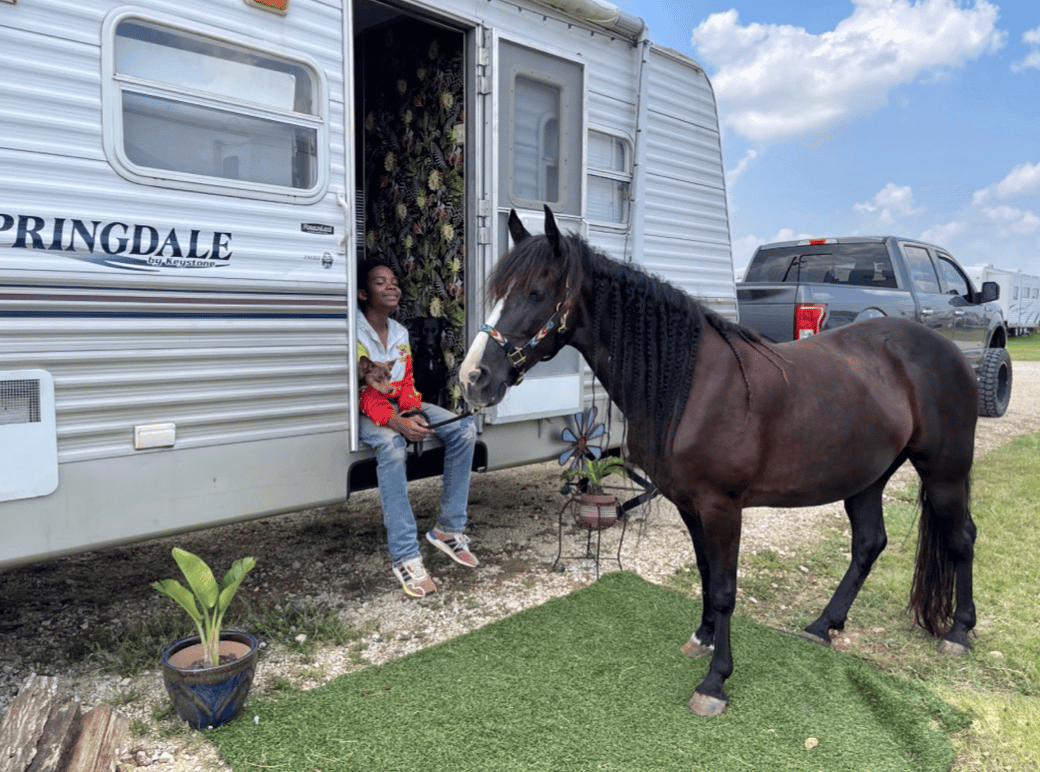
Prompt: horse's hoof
<box><xmin>680</xmin><ymin>638</ymin><xmax>713</xmax><ymax>658</ymax></box>
<box><xmin>938</xmin><ymin>638</ymin><xmax>969</xmax><ymax>656</ymax></box>
<box><xmin>796</xmin><ymin>630</ymin><xmax>831</xmax><ymax>647</ymax></box>
<box><xmin>688</xmin><ymin>692</ymin><xmax>728</xmax><ymax>717</ymax></box>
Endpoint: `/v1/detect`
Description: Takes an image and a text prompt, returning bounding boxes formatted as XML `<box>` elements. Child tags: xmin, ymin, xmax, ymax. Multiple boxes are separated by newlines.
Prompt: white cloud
<box><xmin>979</xmin><ymin>205</ymin><xmax>1040</xmax><ymax>235</ymax></box>
<box><xmin>770</xmin><ymin>227</ymin><xmax>814</xmax><ymax>243</ymax></box>
<box><xmin>1012</xmin><ymin>25</ymin><xmax>1040</xmax><ymax>71</ymax></box>
<box><xmin>854</xmin><ymin>183</ymin><xmax>921</xmax><ymax>224</ymax></box>
<box><xmin>691</xmin><ymin>0</ymin><xmax>1005</xmax><ymax>143</ymax></box>
<box><xmin>920</xmin><ymin>220</ymin><xmax>967</xmax><ymax>245</ymax></box>
<box><xmin>726</xmin><ymin>149</ymin><xmax>759</xmax><ymax>186</ymax></box>
<box><xmin>971</xmin><ymin>161</ymin><xmax>1040</xmax><ymax>205</ymax></box>
<box><xmin>903</xmin><ymin>165</ymin><xmax>1040</xmax><ymax>271</ymax></box>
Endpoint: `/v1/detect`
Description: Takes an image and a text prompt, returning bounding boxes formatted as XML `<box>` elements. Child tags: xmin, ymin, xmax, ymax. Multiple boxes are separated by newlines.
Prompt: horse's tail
<box><xmin>907</xmin><ymin>477</ymin><xmax>971</xmax><ymax>637</ymax></box>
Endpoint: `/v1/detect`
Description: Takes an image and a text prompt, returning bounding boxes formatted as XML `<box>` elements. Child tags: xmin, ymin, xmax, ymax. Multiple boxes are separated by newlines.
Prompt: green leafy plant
<box><xmin>559</xmin><ymin>455</ymin><xmax>628</xmax><ymax>495</ymax></box>
<box><xmin>152</xmin><ymin>548</ymin><xmax>256</xmax><ymax>668</ymax></box>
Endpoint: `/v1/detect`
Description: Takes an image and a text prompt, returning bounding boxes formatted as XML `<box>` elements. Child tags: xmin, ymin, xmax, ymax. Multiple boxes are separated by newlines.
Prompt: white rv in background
<box><xmin>967</xmin><ymin>265</ymin><xmax>1040</xmax><ymax>337</ymax></box>
<box><xmin>0</xmin><ymin>0</ymin><xmax>737</xmax><ymax>568</ymax></box>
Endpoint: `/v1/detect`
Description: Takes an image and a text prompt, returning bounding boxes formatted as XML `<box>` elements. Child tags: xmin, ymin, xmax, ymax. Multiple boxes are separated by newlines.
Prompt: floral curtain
<box><xmin>363</xmin><ymin>20</ymin><xmax>466</xmax><ymax>410</ymax></box>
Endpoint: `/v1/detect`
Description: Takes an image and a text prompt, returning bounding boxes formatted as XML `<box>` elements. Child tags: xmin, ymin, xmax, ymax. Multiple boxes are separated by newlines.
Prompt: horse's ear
<box><xmin>543</xmin><ymin>205</ymin><xmax>562</xmax><ymax>256</ymax></box>
<box><xmin>507</xmin><ymin>210</ymin><xmax>531</xmax><ymax>245</ymax></box>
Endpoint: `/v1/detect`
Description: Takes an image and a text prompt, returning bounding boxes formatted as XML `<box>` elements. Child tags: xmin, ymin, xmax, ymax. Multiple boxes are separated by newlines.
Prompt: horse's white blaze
<box><xmin>459</xmin><ymin>297</ymin><xmax>505</xmax><ymax>400</ymax></box>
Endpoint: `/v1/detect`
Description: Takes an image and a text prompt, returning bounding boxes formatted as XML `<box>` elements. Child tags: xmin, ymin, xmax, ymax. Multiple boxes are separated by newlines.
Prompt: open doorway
<box><xmin>353</xmin><ymin>2</ymin><xmax>468</xmax><ymax>412</ymax></box>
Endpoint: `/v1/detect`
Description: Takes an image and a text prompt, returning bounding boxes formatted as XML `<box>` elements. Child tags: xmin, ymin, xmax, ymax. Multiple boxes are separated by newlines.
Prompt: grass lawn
<box><xmin>681</xmin><ymin>433</ymin><xmax>1040</xmax><ymax>771</ymax></box>
<box><xmin>1007</xmin><ymin>333</ymin><xmax>1040</xmax><ymax>361</ymax></box>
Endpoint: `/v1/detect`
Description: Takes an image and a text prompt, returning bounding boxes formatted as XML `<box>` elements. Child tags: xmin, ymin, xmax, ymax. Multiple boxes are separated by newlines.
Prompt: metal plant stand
<box><xmin>552</xmin><ymin>493</ymin><xmax>628</xmax><ymax>578</ymax></box>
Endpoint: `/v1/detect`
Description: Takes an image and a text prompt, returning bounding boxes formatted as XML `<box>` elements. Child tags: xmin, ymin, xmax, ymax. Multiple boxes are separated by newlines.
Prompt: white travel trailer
<box><xmin>0</xmin><ymin>0</ymin><xmax>737</xmax><ymax>568</ymax></box>
<box><xmin>966</xmin><ymin>265</ymin><xmax>1040</xmax><ymax>336</ymax></box>
<box><xmin>1017</xmin><ymin>274</ymin><xmax>1040</xmax><ymax>335</ymax></box>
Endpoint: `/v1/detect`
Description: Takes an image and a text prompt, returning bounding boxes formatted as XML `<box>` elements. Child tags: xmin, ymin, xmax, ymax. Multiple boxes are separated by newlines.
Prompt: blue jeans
<box><xmin>358</xmin><ymin>402</ymin><xmax>477</xmax><ymax>565</ymax></box>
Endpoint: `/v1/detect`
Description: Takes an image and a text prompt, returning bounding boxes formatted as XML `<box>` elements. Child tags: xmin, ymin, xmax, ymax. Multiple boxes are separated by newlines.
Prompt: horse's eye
<box><xmin>529</xmin><ymin>289</ymin><xmax>546</xmax><ymax>302</ymax></box>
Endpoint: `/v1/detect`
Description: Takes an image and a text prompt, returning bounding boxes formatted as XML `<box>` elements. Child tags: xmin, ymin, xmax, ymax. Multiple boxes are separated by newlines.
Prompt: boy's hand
<box><xmin>388</xmin><ymin>412</ymin><xmax>433</xmax><ymax>443</ymax></box>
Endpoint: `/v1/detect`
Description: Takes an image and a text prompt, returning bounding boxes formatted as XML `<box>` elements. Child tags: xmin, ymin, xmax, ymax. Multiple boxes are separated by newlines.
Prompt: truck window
<box><xmin>903</xmin><ymin>245</ymin><xmax>942</xmax><ymax>294</ymax></box>
<box><xmin>744</xmin><ymin>244</ymin><xmax>895</xmax><ymax>287</ymax></box>
<box><xmin>103</xmin><ymin>15</ymin><xmax>327</xmax><ymax>203</ymax></box>
<box><xmin>937</xmin><ymin>255</ymin><xmax>971</xmax><ymax>298</ymax></box>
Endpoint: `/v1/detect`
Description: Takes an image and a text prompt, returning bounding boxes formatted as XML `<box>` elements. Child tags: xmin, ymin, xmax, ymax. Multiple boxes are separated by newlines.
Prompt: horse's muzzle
<box><xmin>460</xmin><ymin>365</ymin><xmax>507</xmax><ymax>409</ymax></box>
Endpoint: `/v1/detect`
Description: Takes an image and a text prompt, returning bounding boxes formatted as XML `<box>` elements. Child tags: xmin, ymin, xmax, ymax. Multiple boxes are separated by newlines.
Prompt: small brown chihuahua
<box><xmin>358</xmin><ymin>355</ymin><xmax>393</xmax><ymax>394</ymax></box>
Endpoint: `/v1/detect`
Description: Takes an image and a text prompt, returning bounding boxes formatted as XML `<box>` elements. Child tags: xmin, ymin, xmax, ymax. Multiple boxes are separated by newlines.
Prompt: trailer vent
<box><xmin>0</xmin><ymin>370</ymin><xmax>58</xmax><ymax>503</ymax></box>
<box><xmin>1</xmin><ymin>379</ymin><xmax>42</xmax><ymax>425</ymax></box>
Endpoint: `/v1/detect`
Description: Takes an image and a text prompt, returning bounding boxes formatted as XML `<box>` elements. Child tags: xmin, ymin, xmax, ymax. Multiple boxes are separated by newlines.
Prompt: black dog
<box><xmin>407</xmin><ymin>316</ymin><xmax>450</xmax><ymax>407</ymax></box>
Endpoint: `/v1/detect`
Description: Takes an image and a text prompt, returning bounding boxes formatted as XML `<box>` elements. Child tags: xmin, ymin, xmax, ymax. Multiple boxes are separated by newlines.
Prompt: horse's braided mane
<box><xmin>487</xmin><ymin>232</ymin><xmax>761</xmax><ymax>471</ymax></box>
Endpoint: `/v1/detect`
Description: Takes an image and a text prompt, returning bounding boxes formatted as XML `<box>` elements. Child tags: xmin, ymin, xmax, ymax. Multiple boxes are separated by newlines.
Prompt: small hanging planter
<box><xmin>557</xmin><ymin>407</ymin><xmax>627</xmax><ymax>531</ymax></box>
<box><xmin>161</xmin><ymin>631</ymin><xmax>259</xmax><ymax>729</ymax></box>
<box><xmin>574</xmin><ymin>492</ymin><xmax>620</xmax><ymax>531</ymax></box>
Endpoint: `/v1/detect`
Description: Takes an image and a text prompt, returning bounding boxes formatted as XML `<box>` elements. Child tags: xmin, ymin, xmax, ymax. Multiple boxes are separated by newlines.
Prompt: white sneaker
<box><xmin>392</xmin><ymin>556</ymin><xmax>437</xmax><ymax>597</ymax></box>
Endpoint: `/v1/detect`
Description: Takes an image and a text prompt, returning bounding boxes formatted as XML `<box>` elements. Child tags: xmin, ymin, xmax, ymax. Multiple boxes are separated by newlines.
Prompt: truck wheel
<box><xmin>977</xmin><ymin>348</ymin><xmax>1012</xmax><ymax>418</ymax></box>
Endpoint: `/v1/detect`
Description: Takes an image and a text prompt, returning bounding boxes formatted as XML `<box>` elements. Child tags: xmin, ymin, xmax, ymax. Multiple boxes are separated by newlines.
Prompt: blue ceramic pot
<box><xmin>161</xmin><ymin>631</ymin><xmax>259</xmax><ymax>729</ymax></box>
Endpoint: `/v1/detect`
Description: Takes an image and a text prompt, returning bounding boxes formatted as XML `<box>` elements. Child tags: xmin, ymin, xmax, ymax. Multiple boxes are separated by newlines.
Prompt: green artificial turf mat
<box><xmin>212</xmin><ymin>572</ymin><xmax>965</xmax><ymax>771</ymax></box>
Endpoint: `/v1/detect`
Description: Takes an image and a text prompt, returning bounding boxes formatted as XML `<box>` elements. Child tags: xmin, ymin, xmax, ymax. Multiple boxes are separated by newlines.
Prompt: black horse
<box><xmin>459</xmin><ymin>207</ymin><xmax>978</xmax><ymax>716</ymax></box>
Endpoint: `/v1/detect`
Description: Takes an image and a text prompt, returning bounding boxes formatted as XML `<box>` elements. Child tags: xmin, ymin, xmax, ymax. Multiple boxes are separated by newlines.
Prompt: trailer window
<box><xmin>587</xmin><ymin>130</ymin><xmax>631</xmax><ymax>224</ymax></box>
<box><xmin>103</xmin><ymin>16</ymin><xmax>326</xmax><ymax>202</ymax></box>
<box><xmin>499</xmin><ymin>40</ymin><xmax>583</xmax><ymax>216</ymax></box>
<box><xmin>513</xmin><ymin>76</ymin><xmax>561</xmax><ymax>202</ymax></box>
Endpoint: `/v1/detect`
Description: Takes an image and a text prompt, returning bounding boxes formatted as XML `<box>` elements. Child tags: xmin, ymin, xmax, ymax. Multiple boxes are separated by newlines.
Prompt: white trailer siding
<box><xmin>1</xmin><ymin>0</ymin><xmax>737</xmax><ymax>567</ymax></box>
<box><xmin>637</xmin><ymin>47</ymin><xmax>735</xmax><ymax>319</ymax></box>
<box><xmin>1021</xmin><ymin>275</ymin><xmax>1040</xmax><ymax>332</ymax></box>
<box><xmin>1</xmin><ymin>0</ymin><xmax>350</xmax><ymax>458</ymax></box>
<box><xmin>2</xmin><ymin>1</ymin><xmax>351</xmax><ymax>564</ymax></box>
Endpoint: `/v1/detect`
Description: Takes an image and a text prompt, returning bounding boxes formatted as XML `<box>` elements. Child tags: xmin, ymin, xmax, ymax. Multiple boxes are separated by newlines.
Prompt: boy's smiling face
<box><xmin>361</xmin><ymin>265</ymin><xmax>401</xmax><ymax>313</ymax></box>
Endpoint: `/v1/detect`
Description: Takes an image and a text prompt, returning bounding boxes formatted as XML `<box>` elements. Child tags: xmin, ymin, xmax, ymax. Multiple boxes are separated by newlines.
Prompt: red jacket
<box><xmin>357</xmin><ymin>315</ymin><xmax>423</xmax><ymax>426</ymax></box>
<box><xmin>359</xmin><ymin>355</ymin><xmax>423</xmax><ymax>426</ymax></box>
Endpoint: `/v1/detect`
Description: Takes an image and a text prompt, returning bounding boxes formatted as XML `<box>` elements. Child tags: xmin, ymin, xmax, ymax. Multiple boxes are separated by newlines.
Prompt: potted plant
<box><xmin>152</xmin><ymin>548</ymin><xmax>259</xmax><ymax>729</ymax></box>
<box><xmin>559</xmin><ymin>455</ymin><xmax>628</xmax><ymax>530</ymax></box>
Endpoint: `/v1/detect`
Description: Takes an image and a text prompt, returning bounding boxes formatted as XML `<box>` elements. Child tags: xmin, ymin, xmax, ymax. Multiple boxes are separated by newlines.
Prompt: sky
<box><xmin>616</xmin><ymin>0</ymin><xmax>1040</xmax><ymax>278</ymax></box>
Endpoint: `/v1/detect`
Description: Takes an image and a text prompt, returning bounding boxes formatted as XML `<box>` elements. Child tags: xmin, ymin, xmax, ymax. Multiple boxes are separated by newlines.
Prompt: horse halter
<box><xmin>479</xmin><ymin>299</ymin><xmax>571</xmax><ymax>385</ymax></box>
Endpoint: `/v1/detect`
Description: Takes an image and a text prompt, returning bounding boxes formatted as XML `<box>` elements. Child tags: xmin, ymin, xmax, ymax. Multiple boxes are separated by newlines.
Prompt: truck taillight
<box><xmin>795</xmin><ymin>303</ymin><xmax>827</xmax><ymax>339</ymax></box>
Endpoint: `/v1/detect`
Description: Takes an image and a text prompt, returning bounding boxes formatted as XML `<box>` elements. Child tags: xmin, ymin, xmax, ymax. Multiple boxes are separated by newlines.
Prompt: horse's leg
<box><xmin>679</xmin><ymin>499</ymin><xmax>741</xmax><ymax>717</ymax></box>
<box><xmin>677</xmin><ymin>507</ymin><xmax>714</xmax><ymax>658</ymax></box>
<box><xmin>802</xmin><ymin>480</ymin><xmax>889</xmax><ymax>645</ymax></box>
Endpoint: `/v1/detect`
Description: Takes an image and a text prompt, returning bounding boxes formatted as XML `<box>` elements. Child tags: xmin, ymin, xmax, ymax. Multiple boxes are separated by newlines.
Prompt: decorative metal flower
<box><xmin>558</xmin><ymin>407</ymin><xmax>606</xmax><ymax>469</ymax></box>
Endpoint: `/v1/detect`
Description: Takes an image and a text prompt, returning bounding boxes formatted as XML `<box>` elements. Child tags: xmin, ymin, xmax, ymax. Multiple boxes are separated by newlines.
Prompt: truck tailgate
<box><xmin>736</xmin><ymin>284</ymin><xmax>798</xmax><ymax>342</ymax></box>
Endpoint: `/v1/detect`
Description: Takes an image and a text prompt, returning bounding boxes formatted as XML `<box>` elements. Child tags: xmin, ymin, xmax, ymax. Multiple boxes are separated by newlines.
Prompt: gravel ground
<box><xmin>2</xmin><ymin>362</ymin><xmax>1039</xmax><ymax>771</ymax></box>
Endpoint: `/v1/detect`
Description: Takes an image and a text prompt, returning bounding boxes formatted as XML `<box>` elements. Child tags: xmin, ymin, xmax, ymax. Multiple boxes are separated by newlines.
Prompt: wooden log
<box><xmin>0</xmin><ymin>675</ymin><xmax>128</xmax><ymax>772</ymax></box>
<box><xmin>0</xmin><ymin>674</ymin><xmax>67</xmax><ymax>772</ymax></box>
<box><xmin>24</xmin><ymin>699</ymin><xmax>81</xmax><ymax>772</ymax></box>
<box><xmin>65</xmin><ymin>706</ymin><xmax>128</xmax><ymax>772</ymax></box>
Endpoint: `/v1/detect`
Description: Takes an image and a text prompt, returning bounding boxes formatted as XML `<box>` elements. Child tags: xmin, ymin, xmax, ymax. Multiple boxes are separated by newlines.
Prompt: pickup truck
<box><xmin>736</xmin><ymin>235</ymin><xmax>1012</xmax><ymax>417</ymax></box>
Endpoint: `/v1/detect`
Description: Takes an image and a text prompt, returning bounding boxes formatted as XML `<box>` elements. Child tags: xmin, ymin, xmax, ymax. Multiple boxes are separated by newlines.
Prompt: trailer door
<box><xmin>485</xmin><ymin>37</ymin><xmax>585</xmax><ymax>424</ymax></box>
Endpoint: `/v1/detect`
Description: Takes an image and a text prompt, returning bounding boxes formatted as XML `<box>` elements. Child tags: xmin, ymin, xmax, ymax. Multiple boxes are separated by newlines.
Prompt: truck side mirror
<box><xmin>981</xmin><ymin>281</ymin><xmax>999</xmax><ymax>303</ymax></box>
